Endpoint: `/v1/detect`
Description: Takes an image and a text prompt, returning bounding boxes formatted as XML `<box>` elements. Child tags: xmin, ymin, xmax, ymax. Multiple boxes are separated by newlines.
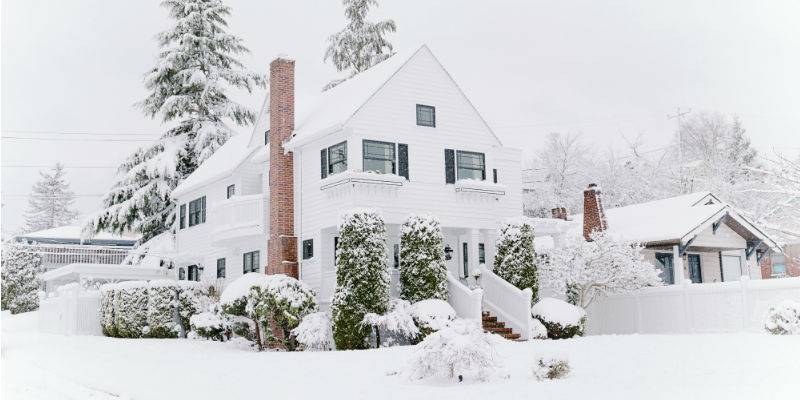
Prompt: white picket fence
<box><xmin>38</xmin><ymin>283</ymin><xmax>102</xmax><ymax>336</ymax></box>
<box><xmin>586</xmin><ymin>276</ymin><xmax>800</xmax><ymax>335</ymax></box>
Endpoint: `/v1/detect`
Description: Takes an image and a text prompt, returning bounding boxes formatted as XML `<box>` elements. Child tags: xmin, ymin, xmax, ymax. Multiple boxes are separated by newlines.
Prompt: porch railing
<box><xmin>16</xmin><ymin>244</ymin><xmax>132</xmax><ymax>271</ymax></box>
<box><xmin>446</xmin><ymin>272</ymin><xmax>483</xmax><ymax>320</ymax></box>
<box><xmin>212</xmin><ymin>194</ymin><xmax>266</xmax><ymax>239</ymax></box>
<box><xmin>479</xmin><ymin>264</ymin><xmax>532</xmax><ymax>340</ymax></box>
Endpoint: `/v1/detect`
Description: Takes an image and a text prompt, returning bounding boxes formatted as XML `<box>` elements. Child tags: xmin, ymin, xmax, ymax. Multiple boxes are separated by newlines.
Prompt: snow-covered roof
<box><xmin>41</xmin><ymin>263</ymin><xmax>172</xmax><ymax>283</ymax></box>
<box><xmin>171</xmin><ymin>132</ymin><xmax>259</xmax><ymax>199</ymax></box>
<box><xmin>14</xmin><ymin>225</ymin><xmax>139</xmax><ymax>246</ymax></box>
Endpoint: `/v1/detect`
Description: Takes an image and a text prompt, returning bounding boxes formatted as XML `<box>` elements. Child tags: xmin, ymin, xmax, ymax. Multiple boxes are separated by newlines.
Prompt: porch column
<box><xmin>672</xmin><ymin>245</ymin><xmax>685</xmax><ymax>284</ymax></box>
<box><xmin>469</xmin><ymin>229</ymin><xmax>481</xmax><ymax>276</ymax></box>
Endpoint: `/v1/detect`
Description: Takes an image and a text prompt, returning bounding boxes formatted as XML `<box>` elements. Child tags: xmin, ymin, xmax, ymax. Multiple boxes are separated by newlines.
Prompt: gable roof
<box><xmin>171</xmin><ymin>132</ymin><xmax>258</xmax><ymax>199</ymax></box>
<box><xmin>14</xmin><ymin>225</ymin><xmax>139</xmax><ymax>246</ymax></box>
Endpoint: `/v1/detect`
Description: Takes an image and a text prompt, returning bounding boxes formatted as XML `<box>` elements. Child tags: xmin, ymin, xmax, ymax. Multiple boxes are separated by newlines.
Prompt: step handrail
<box><xmin>478</xmin><ymin>264</ymin><xmax>532</xmax><ymax>340</ymax></box>
<box><xmin>446</xmin><ymin>271</ymin><xmax>482</xmax><ymax>320</ymax></box>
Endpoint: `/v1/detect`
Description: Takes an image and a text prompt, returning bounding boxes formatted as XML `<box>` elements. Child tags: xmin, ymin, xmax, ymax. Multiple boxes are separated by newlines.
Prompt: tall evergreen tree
<box><xmin>331</xmin><ymin>209</ymin><xmax>390</xmax><ymax>350</ymax></box>
<box><xmin>493</xmin><ymin>221</ymin><xmax>539</xmax><ymax>305</ymax></box>
<box><xmin>323</xmin><ymin>0</ymin><xmax>396</xmax><ymax>90</ymax></box>
<box><xmin>24</xmin><ymin>163</ymin><xmax>78</xmax><ymax>233</ymax></box>
<box><xmin>87</xmin><ymin>0</ymin><xmax>265</xmax><ymax>242</ymax></box>
<box><xmin>1</xmin><ymin>242</ymin><xmax>43</xmax><ymax>314</ymax></box>
<box><xmin>399</xmin><ymin>214</ymin><xmax>448</xmax><ymax>304</ymax></box>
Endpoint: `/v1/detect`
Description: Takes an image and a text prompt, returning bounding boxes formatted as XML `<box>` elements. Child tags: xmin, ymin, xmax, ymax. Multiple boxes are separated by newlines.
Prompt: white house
<box><xmin>170</xmin><ymin>45</ymin><xmax>531</xmax><ymax>338</ymax></box>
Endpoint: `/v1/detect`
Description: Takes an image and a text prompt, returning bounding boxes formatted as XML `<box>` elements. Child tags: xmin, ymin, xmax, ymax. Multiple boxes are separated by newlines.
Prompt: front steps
<box><xmin>482</xmin><ymin>311</ymin><xmax>523</xmax><ymax>341</ymax></box>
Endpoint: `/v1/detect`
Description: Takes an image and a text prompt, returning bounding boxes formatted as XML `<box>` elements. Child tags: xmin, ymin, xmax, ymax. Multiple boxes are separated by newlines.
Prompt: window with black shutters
<box><xmin>188</xmin><ymin>196</ymin><xmax>206</xmax><ymax>227</ymax></box>
<box><xmin>303</xmin><ymin>239</ymin><xmax>314</xmax><ymax>260</ymax></box>
<box><xmin>444</xmin><ymin>149</ymin><xmax>455</xmax><ymax>184</ymax></box>
<box><xmin>416</xmin><ymin>104</ymin><xmax>435</xmax><ymax>127</ymax></box>
<box><xmin>456</xmin><ymin>151</ymin><xmax>486</xmax><ymax>180</ymax></box>
<box><xmin>216</xmin><ymin>258</ymin><xmax>226</xmax><ymax>278</ymax></box>
<box><xmin>363</xmin><ymin>140</ymin><xmax>395</xmax><ymax>174</ymax></box>
<box><xmin>327</xmin><ymin>141</ymin><xmax>347</xmax><ymax>175</ymax></box>
<box><xmin>398</xmin><ymin>143</ymin><xmax>409</xmax><ymax>180</ymax></box>
<box><xmin>243</xmin><ymin>251</ymin><xmax>260</xmax><ymax>274</ymax></box>
<box><xmin>179</xmin><ymin>204</ymin><xmax>186</xmax><ymax>229</ymax></box>
<box><xmin>227</xmin><ymin>184</ymin><xmax>235</xmax><ymax>199</ymax></box>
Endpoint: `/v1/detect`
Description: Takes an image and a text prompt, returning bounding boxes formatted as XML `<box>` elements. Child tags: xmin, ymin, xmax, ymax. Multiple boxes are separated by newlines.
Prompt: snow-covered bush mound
<box><xmin>764</xmin><ymin>300</ymin><xmax>800</xmax><ymax>335</ymax></box>
<box><xmin>190</xmin><ymin>311</ymin><xmax>230</xmax><ymax>341</ymax></box>
<box><xmin>114</xmin><ymin>281</ymin><xmax>149</xmax><ymax>338</ymax></box>
<box><xmin>293</xmin><ymin>312</ymin><xmax>333</xmax><ymax>351</ymax></box>
<box><xmin>147</xmin><ymin>280</ymin><xmax>180</xmax><ymax>338</ymax></box>
<box><xmin>411</xmin><ymin>299</ymin><xmax>456</xmax><ymax>340</ymax></box>
<box><xmin>532</xmin><ymin>297</ymin><xmax>586</xmax><ymax>339</ymax></box>
<box><xmin>99</xmin><ymin>284</ymin><xmax>117</xmax><ymax>337</ymax></box>
<box><xmin>176</xmin><ymin>281</ymin><xmax>202</xmax><ymax>334</ymax></box>
<box><xmin>532</xmin><ymin>355</ymin><xmax>571</xmax><ymax>380</ymax></box>
<box><xmin>363</xmin><ymin>299</ymin><xmax>419</xmax><ymax>347</ymax></box>
<box><xmin>220</xmin><ymin>273</ymin><xmax>270</xmax><ymax>309</ymax></box>
<box><xmin>530</xmin><ymin>317</ymin><xmax>548</xmax><ymax>340</ymax></box>
<box><xmin>404</xmin><ymin>319</ymin><xmax>505</xmax><ymax>382</ymax></box>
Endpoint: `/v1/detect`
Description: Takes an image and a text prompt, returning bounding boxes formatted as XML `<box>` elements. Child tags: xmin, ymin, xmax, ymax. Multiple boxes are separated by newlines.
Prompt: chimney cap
<box><xmin>587</xmin><ymin>183</ymin><xmax>598</xmax><ymax>188</ymax></box>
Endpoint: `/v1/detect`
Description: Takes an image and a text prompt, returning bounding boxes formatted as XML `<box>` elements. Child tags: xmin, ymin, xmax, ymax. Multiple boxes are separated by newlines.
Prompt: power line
<box><xmin>1</xmin><ymin>129</ymin><xmax>159</xmax><ymax>137</ymax></box>
<box><xmin>1</xmin><ymin>194</ymin><xmax>105</xmax><ymax>198</ymax></box>
<box><xmin>2</xmin><ymin>165</ymin><xmax>118</xmax><ymax>169</ymax></box>
<box><xmin>1</xmin><ymin>136</ymin><xmax>153</xmax><ymax>143</ymax></box>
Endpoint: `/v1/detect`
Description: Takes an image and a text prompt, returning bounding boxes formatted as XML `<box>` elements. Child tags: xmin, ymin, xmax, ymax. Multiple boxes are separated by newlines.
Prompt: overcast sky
<box><xmin>2</xmin><ymin>0</ymin><xmax>799</xmax><ymax>237</ymax></box>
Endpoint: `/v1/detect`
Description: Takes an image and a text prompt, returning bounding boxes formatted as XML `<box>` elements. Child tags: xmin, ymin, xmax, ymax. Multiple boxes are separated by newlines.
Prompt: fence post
<box><xmin>740</xmin><ymin>276</ymin><xmax>749</xmax><ymax>331</ymax></box>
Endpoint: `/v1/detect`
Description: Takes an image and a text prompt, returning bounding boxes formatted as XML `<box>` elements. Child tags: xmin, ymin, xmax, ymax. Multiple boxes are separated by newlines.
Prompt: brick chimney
<box><xmin>583</xmin><ymin>183</ymin><xmax>608</xmax><ymax>241</ymax></box>
<box><xmin>267</xmin><ymin>56</ymin><xmax>298</xmax><ymax>278</ymax></box>
<box><xmin>551</xmin><ymin>207</ymin><xmax>567</xmax><ymax>220</ymax></box>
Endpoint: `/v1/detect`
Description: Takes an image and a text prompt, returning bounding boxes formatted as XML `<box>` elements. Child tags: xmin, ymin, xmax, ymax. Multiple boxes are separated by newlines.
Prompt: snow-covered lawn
<box><xmin>2</xmin><ymin>311</ymin><xmax>798</xmax><ymax>400</ymax></box>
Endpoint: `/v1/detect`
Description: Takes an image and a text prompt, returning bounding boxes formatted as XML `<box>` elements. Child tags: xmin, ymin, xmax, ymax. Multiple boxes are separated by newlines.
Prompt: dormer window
<box><xmin>416</xmin><ymin>104</ymin><xmax>435</xmax><ymax>127</ymax></box>
<box><xmin>264</xmin><ymin>130</ymin><xmax>270</xmax><ymax>146</ymax></box>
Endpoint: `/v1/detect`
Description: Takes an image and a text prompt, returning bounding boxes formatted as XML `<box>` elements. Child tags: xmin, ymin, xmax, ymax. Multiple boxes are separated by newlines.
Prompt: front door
<box><xmin>688</xmin><ymin>254</ymin><xmax>702</xmax><ymax>283</ymax></box>
<box><xmin>462</xmin><ymin>242</ymin><xmax>469</xmax><ymax>277</ymax></box>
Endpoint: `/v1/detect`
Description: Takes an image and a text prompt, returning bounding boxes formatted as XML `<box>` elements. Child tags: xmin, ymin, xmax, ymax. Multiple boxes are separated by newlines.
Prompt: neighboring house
<box><xmin>760</xmin><ymin>242</ymin><xmax>800</xmax><ymax>279</ymax></box>
<box><xmin>170</xmin><ymin>45</ymin><xmax>530</xmax><ymax>337</ymax></box>
<box><xmin>531</xmin><ymin>186</ymin><xmax>783</xmax><ymax>285</ymax></box>
<box><xmin>11</xmin><ymin>225</ymin><xmax>139</xmax><ymax>271</ymax></box>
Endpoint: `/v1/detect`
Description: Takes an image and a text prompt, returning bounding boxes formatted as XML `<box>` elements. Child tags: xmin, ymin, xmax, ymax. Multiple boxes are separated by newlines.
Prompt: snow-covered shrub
<box><xmin>249</xmin><ymin>274</ymin><xmax>317</xmax><ymax>350</ymax></box>
<box><xmin>404</xmin><ymin>319</ymin><xmax>504</xmax><ymax>382</ymax></box>
<box><xmin>539</xmin><ymin>231</ymin><xmax>662</xmax><ymax>309</ymax></box>
<box><xmin>362</xmin><ymin>299</ymin><xmax>419</xmax><ymax>347</ymax></box>
<box><xmin>532</xmin><ymin>298</ymin><xmax>586</xmax><ymax>339</ymax></box>
<box><xmin>399</xmin><ymin>214</ymin><xmax>448</xmax><ymax>304</ymax></box>
<box><xmin>99</xmin><ymin>284</ymin><xmax>118</xmax><ymax>337</ymax></box>
<box><xmin>221</xmin><ymin>273</ymin><xmax>269</xmax><ymax>350</ymax></box>
<box><xmin>147</xmin><ymin>280</ymin><xmax>180</xmax><ymax>338</ymax></box>
<box><xmin>764</xmin><ymin>300</ymin><xmax>800</xmax><ymax>335</ymax></box>
<box><xmin>332</xmin><ymin>209</ymin><xmax>390</xmax><ymax>350</ymax></box>
<box><xmin>532</xmin><ymin>356</ymin><xmax>571</xmax><ymax>380</ymax></box>
<box><xmin>1</xmin><ymin>242</ymin><xmax>43</xmax><ymax>314</ymax></box>
<box><xmin>191</xmin><ymin>310</ymin><xmax>230</xmax><ymax>341</ymax></box>
<box><xmin>530</xmin><ymin>317</ymin><xmax>548</xmax><ymax>340</ymax></box>
<box><xmin>176</xmin><ymin>281</ymin><xmax>202</xmax><ymax>335</ymax></box>
<box><xmin>493</xmin><ymin>220</ymin><xmax>539</xmax><ymax>305</ymax></box>
<box><xmin>293</xmin><ymin>312</ymin><xmax>333</xmax><ymax>351</ymax></box>
<box><xmin>411</xmin><ymin>299</ymin><xmax>456</xmax><ymax>341</ymax></box>
<box><xmin>114</xmin><ymin>281</ymin><xmax>149</xmax><ymax>338</ymax></box>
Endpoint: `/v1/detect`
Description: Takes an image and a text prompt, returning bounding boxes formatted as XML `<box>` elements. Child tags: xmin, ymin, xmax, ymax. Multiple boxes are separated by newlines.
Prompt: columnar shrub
<box><xmin>493</xmin><ymin>220</ymin><xmax>539</xmax><ymax>305</ymax></box>
<box><xmin>114</xmin><ymin>281</ymin><xmax>149</xmax><ymax>338</ymax></box>
<box><xmin>250</xmin><ymin>274</ymin><xmax>317</xmax><ymax>350</ymax></box>
<box><xmin>1</xmin><ymin>242</ymin><xmax>43</xmax><ymax>314</ymax></box>
<box><xmin>399</xmin><ymin>214</ymin><xmax>448</xmax><ymax>304</ymax></box>
<box><xmin>532</xmin><ymin>297</ymin><xmax>586</xmax><ymax>339</ymax></box>
<box><xmin>99</xmin><ymin>284</ymin><xmax>117</xmax><ymax>337</ymax></box>
<box><xmin>147</xmin><ymin>280</ymin><xmax>179</xmax><ymax>338</ymax></box>
<box><xmin>332</xmin><ymin>209</ymin><xmax>390</xmax><ymax>350</ymax></box>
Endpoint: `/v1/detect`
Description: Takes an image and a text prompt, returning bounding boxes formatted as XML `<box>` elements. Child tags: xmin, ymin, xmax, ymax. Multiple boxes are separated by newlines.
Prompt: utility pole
<box><xmin>667</xmin><ymin>107</ymin><xmax>691</xmax><ymax>191</ymax></box>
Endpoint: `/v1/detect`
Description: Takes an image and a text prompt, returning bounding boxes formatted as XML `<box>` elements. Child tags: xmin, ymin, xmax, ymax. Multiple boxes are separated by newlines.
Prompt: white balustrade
<box><xmin>478</xmin><ymin>264</ymin><xmax>532</xmax><ymax>340</ymax></box>
<box><xmin>446</xmin><ymin>272</ymin><xmax>483</xmax><ymax>320</ymax></box>
<box><xmin>212</xmin><ymin>194</ymin><xmax>266</xmax><ymax>242</ymax></box>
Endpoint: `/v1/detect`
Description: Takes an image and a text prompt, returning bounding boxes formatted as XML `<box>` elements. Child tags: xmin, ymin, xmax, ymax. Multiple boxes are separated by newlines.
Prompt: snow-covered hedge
<box><xmin>190</xmin><ymin>310</ymin><xmax>230</xmax><ymax>341</ymax></box>
<box><xmin>532</xmin><ymin>355</ymin><xmax>571</xmax><ymax>380</ymax></box>
<box><xmin>293</xmin><ymin>312</ymin><xmax>333</xmax><ymax>351</ymax></box>
<box><xmin>1</xmin><ymin>242</ymin><xmax>43</xmax><ymax>314</ymax></box>
<box><xmin>177</xmin><ymin>281</ymin><xmax>202</xmax><ymax>334</ymax></box>
<box><xmin>404</xmin><ymin>319</ymin><xmax>505</xmax><ymax>382</ymax></box>
<box><xmin>362</xmin><ymin>299</ymin><xmax>419</xmax><ymax>347</ymax></box>
<box><xmin>99</xmin><ymin>284</ymin><xmax>117</xmax><ymax>337</ymax></box>
<box><xmin>399</xmin><ymin>214</ymin><xmax>448</xmax><ymax>304</ymax></box>
<box><xmin>411</xmin><ymin>299</ymin><xmax>456</xmax><ymax>341</ymax></box>
<box><xmin>531</xmin><ymin>297</ymin><xmax>586</xmax><ymax>339</ymax></box>
<box><xmin>764</xmin><ymin>300</ymin><xmax>800</xmax><ymax>335</ymax></box>
<box><xmin>114</xmin><ymin>281</ymin><xmax>149</xmax><ymax>338</ymax></box>
<box><xmin>147</xmin><ymin>280</ymin><xmax>180</xmax><ymax>338</ymax></box>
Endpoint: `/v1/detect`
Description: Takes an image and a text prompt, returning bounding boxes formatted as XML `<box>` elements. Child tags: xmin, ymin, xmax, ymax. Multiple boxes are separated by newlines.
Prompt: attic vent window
<box><xmin>416</xmin><ymin>104</ymin><xmax>435</xmax><ymax>127</ymax></box>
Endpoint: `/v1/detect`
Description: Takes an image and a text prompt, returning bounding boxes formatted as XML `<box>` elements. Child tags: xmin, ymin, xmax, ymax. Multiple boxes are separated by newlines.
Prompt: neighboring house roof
<box><xmin>171</xmin><ymin>132</ymin><xmax>259</xmax><ymax>199</ymax></box>
<box><xmin>13</xmin><ymin>225</ymin><xmax>139</xmax><ymax>246</ymax></box>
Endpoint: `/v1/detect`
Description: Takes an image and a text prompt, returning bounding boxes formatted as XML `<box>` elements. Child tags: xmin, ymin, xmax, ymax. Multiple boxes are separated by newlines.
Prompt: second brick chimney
<box><xmin>551</xmin><ymin>207</ymin><xmax>567</xmax><ymax>220</ymax></box>
<box><xmin>583</xmin><ymin>183</ymin><xmax>608</xmax><ymax>241</ymax></box>
<box><xmin>267</xmin><ymin>56</ymin><xmax>298</xmax><ymax>278</ymax></box>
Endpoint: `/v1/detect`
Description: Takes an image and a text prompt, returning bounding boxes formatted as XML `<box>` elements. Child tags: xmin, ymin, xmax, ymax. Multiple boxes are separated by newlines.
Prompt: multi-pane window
<box><xmin>243</xmin><ymin>251</ymin><xmax>260</xmax><ymax>274</ymax></box>
<box><xmin>216</xmin><ymin>258</ymin><xmax>226</xmax><ymax>279</ymax></box>
<box><xmin>772</xmin><ymin>254</ymin><xmax>787</xmax><ymax>275</ymax></box>
<box><xmin>303</xmin><ymin>239</ymin><xmax>314</xmax><ymax>260</ymax></box>
<box><xmin>363</xmin><ymin>140</ymin><xmax>396</xmax><ymax>174</ymax></box>
<box><xmin>416</xmin><ymin>104</ymin><xmax>435</xmax><ymax>127</ymax></box>
<box><xmin>456</xmin><ymin>151</ymin><xmax>486</xmax><ymax>180</ymax></box>
<box><xmin>179</xmin><ymin>204</ymin><xmax>186</xmax><ymax>229</ymax></box>
<box><xmin>188</xmin><ymin>196</ymin><xmax>206</xmax><ymax>227</ymax></box>
<box><xmin>328</xmin><ymin>141</ymin><xmax>347</xmax><ymax>175</ymax></box>
<box><xmin>227</xmin><ymin>184</ymin><xmax>235</xmax><ymax>199</ymax></box>
<box><xmin>478</xmin><ymin>243</ymin><xmax>486</xmax><ymax>264</ymax></box>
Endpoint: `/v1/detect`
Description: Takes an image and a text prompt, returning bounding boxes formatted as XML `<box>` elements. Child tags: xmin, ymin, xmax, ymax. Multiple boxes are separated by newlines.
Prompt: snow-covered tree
<box><xmin>87</xmin><ymin>0</ymin><xmax>265</xmax><ymax>242</ymax></box>
<box><xmin>323</xmin><ymin>0</ymin><xmax>396</xmax><ymax>90</ymax></box>
<box><xmin>749</xmin><ymin>153</ymin><xmax>800</xmax><ymax>240</ymax></box>
<box><xmin>539</xmin><ymin>232</ymin><xmax>663</xmax><ymax>309</ymax></box>
<box><xmin>23</xmin><ymin>163</ymin><xmax>78</xmax><ymax>233</ymax></box>
<box><xmin>249</xmin><ymin>275</ymin><xmax>317</xmax><ymax>351</ymax></box>
<box><xmin>1</xmin><ymin>243</ymin><xmax>43</xmax><ymax>314</ymax></box>
<box><xmin>331</xmin><ymin>209</ymin><xmax>390</xmax><ymax>350</ymax></box>
<box><xmin>399</xmin><ymin>215</ymin><xmax>448</xmax><ymax>304</ymax></box>
<box><xmin>524</xmin><ymin>132</ymin><xmax>591</xmax><ymax>218</ymax></box>
<box><xmin>493</xmin><ymin>220</ymin><xmax>539</xmax><ymax>305</ymax></box>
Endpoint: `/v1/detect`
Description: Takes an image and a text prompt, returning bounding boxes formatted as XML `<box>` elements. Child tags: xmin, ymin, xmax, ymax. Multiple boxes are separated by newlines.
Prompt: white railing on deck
<box><xmin>446</xmin><ymin>272</ymin><xmax>482</xmax><ymax>320</ymax></box>
<box><xmin>213</xmin><ymin>194</ymin><xmax>264</xmax><ymax>234</ymax></box>
<box><xmin>478</xmin><ymin>264</ymin><xmax>532</xmax><ymax>340</ymax></box>
<box><xmin>20</xmin><ymin>244</ymin><xmax>131</xmax><ymax>271</ymax></box>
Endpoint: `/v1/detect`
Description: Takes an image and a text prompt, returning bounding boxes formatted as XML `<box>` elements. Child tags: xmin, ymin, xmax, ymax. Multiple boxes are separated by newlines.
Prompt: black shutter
<box><xmin>493</xmin><ymin>168</ymin><xmax>498</xmax><ymax>183</ymax></box>
<box><xmin>444</xmin><ymin>149</ymin><xmax>455</xmax><ymax>184</ymax></box>
<box><xmin>320</xmin><ymin>148</ymin><xmax>328</xmax><ymax>179</ymax></box>
<box><xmin>201</xmin><ymin>196</ymin><xmax>206</xmax><ymax>223</ymax></box>
<box><xmin>398</xmin><ymin>143</ymin><xmax>409</xmax><ymax>180</ymax></box>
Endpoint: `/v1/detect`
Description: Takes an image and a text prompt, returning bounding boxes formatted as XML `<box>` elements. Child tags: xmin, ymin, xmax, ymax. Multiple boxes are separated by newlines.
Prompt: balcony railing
<box><xmin>211</xmin><ymin>194</ymin><xmax>266</xmax><ymax>244</ymax></box>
